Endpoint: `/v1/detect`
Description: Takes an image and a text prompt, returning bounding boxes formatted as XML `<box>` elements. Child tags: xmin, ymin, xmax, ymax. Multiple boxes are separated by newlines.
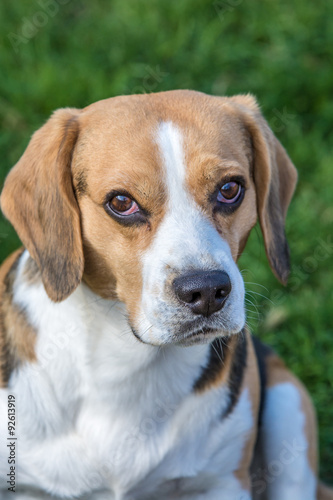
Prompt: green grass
<box><xmin>1</xmin><ymin>0</ymin><xmax>332</xmax><ymax>482</ymax></box>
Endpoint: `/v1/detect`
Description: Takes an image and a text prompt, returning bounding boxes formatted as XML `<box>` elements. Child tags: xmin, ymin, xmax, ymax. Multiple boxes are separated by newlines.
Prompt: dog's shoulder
<box><xmin>0</xmin><ymin>249</ymin><xmax>37</xmax><ymax>387</ymax></box>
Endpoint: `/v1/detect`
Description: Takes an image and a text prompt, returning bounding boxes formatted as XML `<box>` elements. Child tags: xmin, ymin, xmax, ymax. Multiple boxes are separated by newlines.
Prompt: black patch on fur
<box><xmin>193</xmin><ymin>336</ymin><xmax>232</xmax><ymax>393</ymax></box>
<box><xmin>222</xmin><ymin>332</ymin><xmax>248</xmax><ymax>418</ymax></box>
<box><xmin>193</xmin><ymin>332</ymin><xmax>248</xmax><ymax>416</ymax></box>
<box><xmin>251</xmin><ymin>336</ymin><xmax>273</xmax><ymax>427</ymax></box>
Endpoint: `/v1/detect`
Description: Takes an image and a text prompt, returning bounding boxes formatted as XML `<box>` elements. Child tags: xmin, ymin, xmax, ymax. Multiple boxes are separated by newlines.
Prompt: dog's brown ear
<box><xmin>0</xmin><ymin>108</ymin><xmax>83</xmax><ymax>302</ymax></box>
<box><xmin>231</xmin><ymin>95</ymin><xmax>298</xmax><ymax>284</ymax></box>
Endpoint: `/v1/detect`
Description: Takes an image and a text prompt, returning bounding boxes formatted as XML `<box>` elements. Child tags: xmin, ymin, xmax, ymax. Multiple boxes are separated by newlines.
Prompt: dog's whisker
<box><xmin>245</xmin><ymin>291</ymin><xmax>270</xmax><ymax>303</ymax></box>
<box><xmin>212</xmin><ymin>342</ymin><xmax>224</xmax><ymax>365</ymax></box>
<box><xmin>244</xmin><ymin>298</ymin><xmax>260</xmax><ymax>315</ymax></box>
<box><xmin>243</xmin><ymin>281</ymin><xmax>270</xmax><ymax>292</ymax></box>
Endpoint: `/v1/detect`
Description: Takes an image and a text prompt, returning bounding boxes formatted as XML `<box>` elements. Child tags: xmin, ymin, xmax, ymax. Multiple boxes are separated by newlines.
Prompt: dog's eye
<box><xmin>109</xmin><ymin>195</ymin><xmax>139</xmax><ymax>216</ymax></box>
<box><xmin>217</xmin><ymin>181</ymin><xmax>242</xmax><ymax>204</ymax></box>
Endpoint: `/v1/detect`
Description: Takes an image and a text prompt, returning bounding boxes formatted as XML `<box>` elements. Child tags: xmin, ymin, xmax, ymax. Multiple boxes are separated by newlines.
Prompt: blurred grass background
<box><xmin>0</xmin><ymin>0</ymin><xmax>332</xmax><ymax>482</ymax></box>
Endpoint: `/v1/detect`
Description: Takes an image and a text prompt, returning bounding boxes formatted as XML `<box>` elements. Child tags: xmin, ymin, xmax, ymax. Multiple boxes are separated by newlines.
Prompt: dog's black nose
<box><xmin>173</xmin><ymin>270</ymin><xmax>231</xmax><ymax>317</ymax></box>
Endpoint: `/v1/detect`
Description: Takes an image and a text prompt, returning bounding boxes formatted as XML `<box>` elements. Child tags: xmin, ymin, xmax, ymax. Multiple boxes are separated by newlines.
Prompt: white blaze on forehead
<box><xmin>156</xmin><ymin>121</ymin><xmax>188</xmax><ymax>208</ymax></box>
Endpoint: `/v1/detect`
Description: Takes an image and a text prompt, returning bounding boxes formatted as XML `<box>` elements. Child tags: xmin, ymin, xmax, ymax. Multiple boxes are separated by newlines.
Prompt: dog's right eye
<box><xmin>109</xmin><ymin>195</ymin><xmax>139</xmax><ymax>216</ymax></box>
<box><xmin>104</xmin><ymin>191</ymin><xmax>148</xmax><ymax>225</ymax></box>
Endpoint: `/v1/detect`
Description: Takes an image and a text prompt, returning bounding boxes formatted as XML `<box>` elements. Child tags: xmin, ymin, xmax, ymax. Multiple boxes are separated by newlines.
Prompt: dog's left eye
<box><xmin>217</xmin><ymin>181</ymin><xmax>242</xmax><ymax>204</ymax></box>
<box><xmin>109</xmin><ymin>195</ymin><xmax>139</xmax><ymax>216</ymax></box>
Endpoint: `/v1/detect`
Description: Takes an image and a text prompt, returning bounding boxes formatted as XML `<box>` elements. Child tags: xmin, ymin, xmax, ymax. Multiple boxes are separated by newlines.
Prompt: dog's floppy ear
<box><xmin>230</xmin><ymin>95</ymin><xmax>298</xmax><ymax>284</ymax></box>
<box><xmin>0</xmin><ymin>108</ymin><xmax>83</xmax><ymax>302</ymax></box>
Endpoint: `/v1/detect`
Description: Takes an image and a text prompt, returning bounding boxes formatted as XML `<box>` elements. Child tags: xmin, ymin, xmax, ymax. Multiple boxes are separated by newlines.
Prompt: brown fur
<box><xmin>1</xmin><ymin>109</ymin><xmax>84</xmax><ymax>303</ymax></box>
<box><xmin>229</xmin><ymin>95</ymin><xmax>298</xmax><ymax>283</ymax></box>
<box><xmin>0</xmin><ymin>249</ymin><xmax>36</xmax><ymax>387</ymax></box>
<box><xmin>234</xmin><ymin>333</ymin><xmax>261</xmax><ymax>492</ymax></box>
<box><xmin>318</xmin><ymin>482</ymin><xmax>333</xmax><ymax>500</ymax></box>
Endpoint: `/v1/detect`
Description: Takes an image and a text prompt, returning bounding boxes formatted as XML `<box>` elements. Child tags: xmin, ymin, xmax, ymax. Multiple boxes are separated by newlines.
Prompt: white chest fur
<box><xmin>0</xmin><ymin>253</ymin><xmax>253</xmax><ymax>499</ymax></box>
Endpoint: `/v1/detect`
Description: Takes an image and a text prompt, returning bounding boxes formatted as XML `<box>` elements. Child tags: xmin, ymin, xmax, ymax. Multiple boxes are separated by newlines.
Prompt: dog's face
<box><xmin>1</xmin><ymin>91</ymin><xmax>297</xmax><ymax>346</ymax></box>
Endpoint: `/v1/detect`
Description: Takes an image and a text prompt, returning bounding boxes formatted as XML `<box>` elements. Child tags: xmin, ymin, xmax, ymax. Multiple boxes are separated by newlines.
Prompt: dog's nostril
<box><xmin>215</xmin><ymin>288</ymin><xmax>226</xmax><ymax>300</ymax></box>
<box><xmin>190</xmin><ymin>291</ymin><xmax>201</xmax><ymax>303</ymax></box>
<box><xmin>173</xmin><ymin>270</ymin><xmax>231</xmax><ymax>317</ymax></box>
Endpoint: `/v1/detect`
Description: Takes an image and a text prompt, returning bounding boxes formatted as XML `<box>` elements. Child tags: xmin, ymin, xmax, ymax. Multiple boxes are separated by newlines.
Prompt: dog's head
<box><xmin>1</xmin><ymin>91</ymin><xmax>297</xmax><ymax>345</ymax></box>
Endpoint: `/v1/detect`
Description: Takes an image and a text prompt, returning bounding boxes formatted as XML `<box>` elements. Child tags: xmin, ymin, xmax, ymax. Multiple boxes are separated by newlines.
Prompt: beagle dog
<box><xmin>0</xmin><ymin>90</ymin><xmax>331</xmax><ymax>500</ymax></box>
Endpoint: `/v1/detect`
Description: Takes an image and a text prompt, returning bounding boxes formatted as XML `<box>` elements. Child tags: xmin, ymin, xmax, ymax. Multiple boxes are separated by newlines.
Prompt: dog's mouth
<box><xmin>130</xmin><ymin>322</ymin><xmax>222</xmax><ymax>346</ymax></box>
<box><xmin>172</xmin><ymin>326</ymin><xmax>225</xmax><ymax>346</ymax></box>
<box><xmin>130</xmin><ymin>313</ymin><xmax>242</xmax><ymax>346</ymax></box>
<box><xmin>171</xmin><ymin>315</ymin><xmax>234</xmax><ymax>344</ymax></box>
